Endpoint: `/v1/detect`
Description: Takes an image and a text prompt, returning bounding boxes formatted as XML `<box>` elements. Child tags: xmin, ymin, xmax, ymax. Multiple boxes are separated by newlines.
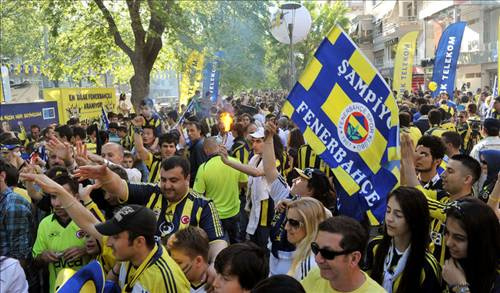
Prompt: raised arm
<box><xmin>219</xmin><ymin>146</ymin><xmax>264</xmax><ymax>177</ymax></box>
<box><xmin>73</xmin><ymin>164</ymin><xmax>128</xmax><ymax>202</ymax></box>
<box><xmin>400</xmin><ymin>133</ymin><xmax>420</xmax><ymax>188</ymax></box>
<box><xmin>20</xmin><ymin>164</ymin><xmax>44</xmax><ymax>201</ymax></box>
<box><xmin>131</xmin><ymin>116</ymin><xmax>151</xmax><ymax>162</ymax></box>
<box><xmin>263</xmin><ymin>122</ymin><xmax>279</xmax><ymax>184</ymax></box>
<box><xmin>19</xmin><ymin>173</ymin><xmax>103</xmax><ymax>240</ymax></box>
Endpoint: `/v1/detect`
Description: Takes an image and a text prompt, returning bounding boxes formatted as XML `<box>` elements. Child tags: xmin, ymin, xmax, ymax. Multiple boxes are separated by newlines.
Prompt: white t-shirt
<box><xmin>291</xmin><ymin>252</ymin><xmax>318</xmax><ymax>281</ymax></box>
<box><xmin>246</xmin><ymin>155</ymin><xmax>269</xmax><ymax>235</ymax></box>
<box><xmin>278</xmin><ymin>128</ymin><xmax>289</xmax><ymax>149</ymax></box>
<box><xmin>0</xmin><ymin>257</ymin><xmax>28</xmax><ymax>293</ymax></box>
<box><xmin>125</xmin><ymin>167</ymin><xmax>142</xmax><ymax>183</ymax></box>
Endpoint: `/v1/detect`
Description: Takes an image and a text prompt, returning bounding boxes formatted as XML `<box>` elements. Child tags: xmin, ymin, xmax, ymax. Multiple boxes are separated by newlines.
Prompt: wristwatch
<box><xmin>133</xmin><ymin>126</ymin><xmax>143</xmax><ymax>134</ymax></box>
<box><xmin>452</xmin><ymin>284</ymin><xmax>470</xmax><ymax>293</ymax></box>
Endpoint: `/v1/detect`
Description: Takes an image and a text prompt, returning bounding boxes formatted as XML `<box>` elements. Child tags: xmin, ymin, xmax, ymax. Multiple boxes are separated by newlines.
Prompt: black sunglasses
<box><xmin>310</xmin><ymin>242</ymin><xmax>353</xmax><ymax>260</ymax></box>
<box><xmin>286</xmin><ymin>218</ymin><xmax>302</xmax><ymax>228</ymax></box>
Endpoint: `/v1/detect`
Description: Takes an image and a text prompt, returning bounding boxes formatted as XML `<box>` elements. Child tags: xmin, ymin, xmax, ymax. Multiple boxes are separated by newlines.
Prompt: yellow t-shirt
<box><xmin>13</xmin><ymin>187</ymin><xmax>31</xmax><ymax>204</ymax></box>
<box><xmin>301</xmin><ymin>268</ymin><xmax>386</xmax><ymax>293</ymax></box>
<box><xmin>118</xmin><ymin>244</ymin><xmax>190</xmax><ymax>292</ymax></box>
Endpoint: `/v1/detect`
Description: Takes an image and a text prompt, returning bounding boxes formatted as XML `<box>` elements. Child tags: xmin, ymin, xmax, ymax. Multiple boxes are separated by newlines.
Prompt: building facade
<box><xmin>348</xmin><ymin>0</ymin><xmax>500</xmax><ymax>92</ymax></box>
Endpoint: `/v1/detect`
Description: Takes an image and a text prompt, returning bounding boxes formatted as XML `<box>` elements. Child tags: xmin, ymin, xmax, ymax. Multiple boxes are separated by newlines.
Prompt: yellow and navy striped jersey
<box><xmin>440</xmin><ymin>121</ymin><xmax>456</xmax><ymax>132</ymax></box>
<box><xmin>424</xmin><ymin>125</ymin><xmax>447</xmax><ymax>137</ymax></box>
<box><xmin>297</xmin><ymin>144</ymin><xmax>331</xmax><ymax>178</ymax></box>
<box><xmin>118</xmin><ymin>244</ymin><xmax>190</xmax><ymax>293</ymax></box>
<box><xmin>125</xmin><ymin>183</ymin><xmax>225</xmax><ymax>242</ymax></box>
<box><xmin>365</xmin><ymin>235</ymin><xmax>441</xmax><ymax>292</ymax></box>
<box><xmin>204</xmin><ymin>116</ymin><xmax>218</xmax><ymax>133</ymax></box>
<box><xmin>121</xmin><ymin>135</ymin><xmax>132</xmax><ymax>151</ymax></box>
<box><xmin>278</xmin><ymin>150</ymin><xmax>292</xmax><ymax>177</ymax></box>
<box><xmin>230</xmin><ymin>137</ymin><xmax>251</xmax><ymax>164</ymax></box>
<box><xmin>84</xmin><ymin>200</ymin><xmax>115</xmax><ymax>274</ymax></box>
<box><xmin>415</xmin><ymin>185</ymin><xmax>454</xmax><ymax>265</ymax></box>
<box><xmin>143</xmin><ymin>114</ymin><xmax>162</xmax><ymax>136</ymax></box>
<box><xmin>145</xmin><ymin>152</ymin><xmax>162</xmax><ymax>184</ymax></box>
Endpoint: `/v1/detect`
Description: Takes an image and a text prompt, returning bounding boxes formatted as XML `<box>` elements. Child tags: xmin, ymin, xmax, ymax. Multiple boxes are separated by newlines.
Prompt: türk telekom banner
<box><xmin>202</xmin><ymin>51</ymin><xmax>223</xmax><ymax>103</ymax></box>
<box><xmin>430</xmin><ymin>21</ymin><xmax>467</xmax><ymax>99</ymax></box>
<box><xmin>392</xmin><ymin>31</ymin><xmax>419</xmax><ymax>100</ymax></box>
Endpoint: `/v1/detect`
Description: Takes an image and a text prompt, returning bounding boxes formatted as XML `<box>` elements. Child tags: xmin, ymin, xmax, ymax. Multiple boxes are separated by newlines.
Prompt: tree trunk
<box><xmin>129</xmin><ymin>65</ymin><xmax>151</xmax><ymax>111</ymax></box>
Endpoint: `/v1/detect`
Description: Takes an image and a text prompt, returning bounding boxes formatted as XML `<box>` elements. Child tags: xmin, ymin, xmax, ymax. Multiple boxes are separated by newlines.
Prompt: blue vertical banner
<box><xmin>202</xmin><ymin>51</ymin><xmax>223</xmax><ymax>103</ymax></box>
<box><xmin>202</xmin><ymin>62</ymin><xmax>213</xmax><ymax>99</ymax></box>
<box><xmin>282</xmin><ymin>26</ymin><xmax>400</xmax><ymax>224</ymax></box>
<box><xmin>100</xmin><ymin>107</ymin><xmax>109</xmax><ymax>131</ymax></box>
<box><xmin>431</xmin><ymin>21</ymin><xmax>467</xmax><ymax>99</ymax></box>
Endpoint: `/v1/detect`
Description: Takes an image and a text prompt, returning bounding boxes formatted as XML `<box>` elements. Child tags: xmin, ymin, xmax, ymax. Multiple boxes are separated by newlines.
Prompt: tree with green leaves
<box><xmin>1</xmin><ymin>0</ymin><xmax>350</xmax><ymax>105</ymax></box>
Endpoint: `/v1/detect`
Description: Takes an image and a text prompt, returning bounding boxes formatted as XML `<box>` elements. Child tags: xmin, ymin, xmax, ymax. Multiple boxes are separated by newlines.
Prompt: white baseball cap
<box><xmin>249</xmin><ymin>127</ymin><xmax>265</xmax><ymax>139</ymax></box>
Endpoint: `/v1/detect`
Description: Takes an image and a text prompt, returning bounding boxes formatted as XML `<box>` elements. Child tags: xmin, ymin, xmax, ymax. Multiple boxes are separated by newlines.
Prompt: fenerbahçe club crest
<box><xmin>338</xmin><ymin>103</ymin><xmax>375</xmax><ymax>152</ymax></box>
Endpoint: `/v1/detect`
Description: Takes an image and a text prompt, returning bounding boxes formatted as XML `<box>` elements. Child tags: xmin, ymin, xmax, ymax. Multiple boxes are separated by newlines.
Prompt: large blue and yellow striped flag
<box><xmin>282</xmin><ymin>26</ymin><xmax>400</xmax><ymax>224</ymax></box>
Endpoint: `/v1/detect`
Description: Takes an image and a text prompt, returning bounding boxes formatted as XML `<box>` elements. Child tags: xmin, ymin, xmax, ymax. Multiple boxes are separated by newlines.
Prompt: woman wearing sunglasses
<box><xmin>260</xmin><ymin>122</ymin><xmax>336</xmax><ymax>276</ymax></box>
<box><xmin>366</xmin><ymin>187</ymin><xmax>441</xmax><ymax>293</ymax></box>
<box><xmin>442</xmin><ymin>198</ymin><xmax>500</xmax><ymax>293</ymax></box>
<box><xmin>285</xmin><ymin>198</ymin><xmax>330</xmax><ymax>280</ymax></box>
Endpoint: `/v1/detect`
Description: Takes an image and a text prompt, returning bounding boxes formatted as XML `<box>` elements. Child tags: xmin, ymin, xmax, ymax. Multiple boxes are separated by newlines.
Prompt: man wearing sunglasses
<box><xmin>300</xmin><ymin>216</ymin><xmax>385</xmax><ymax>293</ymax></box>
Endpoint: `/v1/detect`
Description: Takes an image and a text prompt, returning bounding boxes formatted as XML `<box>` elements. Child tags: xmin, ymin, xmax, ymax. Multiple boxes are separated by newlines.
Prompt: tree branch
<box><xmin>126</xmin><ymin>0</ymin><xmax>146</xmax><ymax>50</ymax></box>
<box><xmin>143</xmin><ymin>0</ymin><xmax>168</xmax><ymax>69</ymax></box>
<box><xmin>93</xmin><ymin>0</ymin><xmax>134</xmax><ymax>58</ymax></box>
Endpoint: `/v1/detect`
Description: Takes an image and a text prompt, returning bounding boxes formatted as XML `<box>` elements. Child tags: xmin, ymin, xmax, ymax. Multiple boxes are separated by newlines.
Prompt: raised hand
<box><xmin>400</xmin><ymin>133</ymin><xmax>415</xmax><ymax>163</ymax></box>
<box><xmin>218</xmin><ymin>145</ymin><xmax>229</xmax><ymax>163</ymax></box>
<box><xmin>75</xmin><ymin>141</ymin><xmax>91</xmax><ymax>166</ymax></box>
<box><xmin>73</xmin><ymin>164</ymin><xmax>108</xmax><ymax>181</ymax></box>
<box><xmin>46</xmin><ymin>137</ymin><xmax>73</xmax><ymax>163</ymax></box>
<box><xmin>19</xmin><ymin>173</ymin><xmax>65</xmax><ymax>195</ymax></box>
<box><xmin>78</xmin><ymin>181</ymin><xmax>102</xmax><ymax>203</ymax></box>
<box><xmin>264</xmin><ymin>121</ymin><xmax>277</xmax><ymax>139</ymax></box>
<box><xmin>132</xmin><ymin>116</ymin><xmax>145</xmax><ymax>127</ymax></box>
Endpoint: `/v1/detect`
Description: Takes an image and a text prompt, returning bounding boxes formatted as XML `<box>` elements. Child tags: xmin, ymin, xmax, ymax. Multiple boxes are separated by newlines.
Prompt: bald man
<box><xmin>101</xmin><ymin>142</ymin><xmax>141</xmax><ymax>182</ymax></box>
<box><xmin>193</xmin><ymin>137</ymin><xmax>248</xmax><ymax>244</ymax></box>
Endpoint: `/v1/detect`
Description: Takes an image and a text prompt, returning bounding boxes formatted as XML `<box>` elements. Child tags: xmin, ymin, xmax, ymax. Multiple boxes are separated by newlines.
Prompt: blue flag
<box><xmin>202</xmin><ymin>51</ymin><xmax>223</xmax><ymax>103</ymax></box>
<box><xmin>493</xmin><ymin>75</ymin><xmax>498</xmax><ymax>98</ymax></box>
<box><xmin>100</xmin><ymin>107</ymin><xmax>109</xmax><ymax>131</ymax></box>
<box><xmin>282</xmin><ymin>26</ymin><xmax>400</xmax><ymax>224</ymax></box>
<box><xmin>431</xmin><ymin>21</ymin><xmax>467</xmax><ymax>99</ymax></box>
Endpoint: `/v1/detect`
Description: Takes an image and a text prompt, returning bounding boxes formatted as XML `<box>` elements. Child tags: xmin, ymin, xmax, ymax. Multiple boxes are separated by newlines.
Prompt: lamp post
<box><xmin>280</xmin><ymin>2</ymin><xmax>301</xmax><ymax>90</ymax></box>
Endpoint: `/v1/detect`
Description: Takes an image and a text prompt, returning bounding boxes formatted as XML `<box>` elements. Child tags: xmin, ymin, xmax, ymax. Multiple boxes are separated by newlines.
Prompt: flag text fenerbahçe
<box><xmin>282</xmin><ymin>26</ymin><xmax>400</xmax><ymax>223</ymax></box>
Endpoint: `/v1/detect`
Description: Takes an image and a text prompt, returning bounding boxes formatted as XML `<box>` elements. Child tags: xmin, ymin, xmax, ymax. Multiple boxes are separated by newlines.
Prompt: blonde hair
<box><xmin>286</xmin><ymin>197</ymin><xmax>330</xmax><ymax>277</ymax></box>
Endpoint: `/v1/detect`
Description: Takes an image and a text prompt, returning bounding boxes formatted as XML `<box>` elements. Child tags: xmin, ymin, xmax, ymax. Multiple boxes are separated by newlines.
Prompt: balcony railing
<box><xmin>373</xmin><ymin>16</ymin><xmax>419</xmax><ymax>38</ymax></box>
<box><xmin>457</xmin><ymin>42</ymin><xmax>498</xmax><ymax>64</ymax></box>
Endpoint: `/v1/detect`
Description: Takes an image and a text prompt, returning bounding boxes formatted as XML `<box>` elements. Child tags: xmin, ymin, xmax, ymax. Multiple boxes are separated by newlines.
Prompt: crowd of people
<box><xmin>0</xmin><ymin>86</ymin><xmax>499</xmax><ymax>293</ymax></box>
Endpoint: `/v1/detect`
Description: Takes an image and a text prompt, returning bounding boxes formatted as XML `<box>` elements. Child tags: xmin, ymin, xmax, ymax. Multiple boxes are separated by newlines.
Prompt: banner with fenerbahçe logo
<box><xmin>392</xmin><ymin>31</ymin><xmax>419</xmax><ymax>99</ymax></box>
<box><xmin>282</xmin><ymin>25</ymin><xmax>400</xmax><ymax>224</ymax></box>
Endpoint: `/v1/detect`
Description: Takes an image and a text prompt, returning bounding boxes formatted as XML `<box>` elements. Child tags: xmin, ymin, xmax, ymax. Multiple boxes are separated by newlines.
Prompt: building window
<box><xmin>407</xmin><ymin>3</ymin><xmax>413</xmax><ymax>17</ymax></box>
<box><xmin>374</xmin><ymin>49</ymin><xmax>384</xmax><ymax>66</ymax></box>
<box><xmin>465</xmin><ymin>73</ymin><xmax>481</xmax><ymax>78</ymax></box>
